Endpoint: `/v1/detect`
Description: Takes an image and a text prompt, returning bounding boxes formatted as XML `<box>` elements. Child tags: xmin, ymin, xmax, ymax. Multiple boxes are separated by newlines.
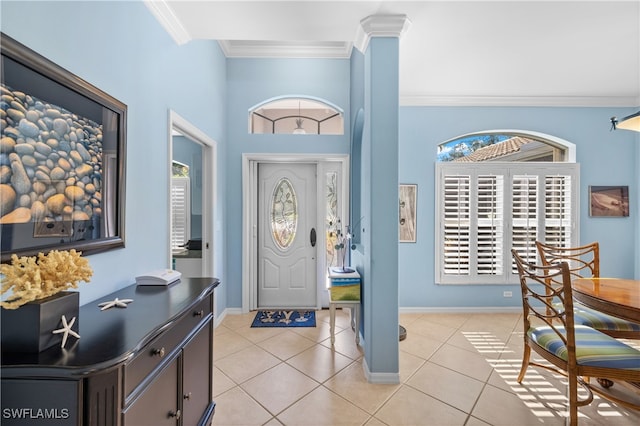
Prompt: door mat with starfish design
<box><xmin>250</xmin><ymin>310</ymin><xmax>316</xmax><ymax>328</ymax></box>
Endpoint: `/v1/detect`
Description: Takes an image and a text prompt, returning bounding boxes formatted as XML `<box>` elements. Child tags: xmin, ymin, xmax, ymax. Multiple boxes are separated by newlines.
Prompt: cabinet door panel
<box><xmin>1</xmin><ymin>379</ymin><xmax>79</xmax><ymax>426</ymax></box>
<box><xmin>123</xmin><ymin>360</ymin><xmax>179</xmax><ymax>426</ymax></box>
<box><xmin>182</xmin><ymin>323</ymin><xmax>213</xmax><ymax>426</ymax></box>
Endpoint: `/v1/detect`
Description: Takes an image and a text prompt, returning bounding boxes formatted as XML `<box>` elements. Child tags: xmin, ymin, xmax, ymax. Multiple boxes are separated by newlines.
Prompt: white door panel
<box><xmin>258</xmin><ymin>163</ymin><xmax>317</xmax><ymax>308</ymax></box>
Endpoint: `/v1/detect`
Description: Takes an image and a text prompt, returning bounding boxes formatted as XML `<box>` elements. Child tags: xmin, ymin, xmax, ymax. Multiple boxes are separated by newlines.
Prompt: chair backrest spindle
<box><xmin>536</xmin><ymin>241</ymin><xmax>599</xmax><ymax>279</ymax></box>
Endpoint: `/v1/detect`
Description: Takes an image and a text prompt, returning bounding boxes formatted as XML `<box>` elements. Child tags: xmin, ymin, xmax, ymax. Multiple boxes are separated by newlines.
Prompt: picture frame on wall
<box><xmin>589</xmin><ymin>185</ymin><xmax>629</xmax><ymax>217</ymax></box>
<box><xmin>1</xmin><ymin>33</ymin><xmax>127</xmax><ymax>262</ymax></box>
<box><xmin>399</xmin><ymin>184</ymin><xmax>417</xmax><ymax>242</ymax></box>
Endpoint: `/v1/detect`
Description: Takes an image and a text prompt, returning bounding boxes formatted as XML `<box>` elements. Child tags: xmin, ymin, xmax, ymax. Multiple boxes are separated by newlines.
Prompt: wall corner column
<box><xmin>357</xmin><ymin>14</ymin><xmax>410</xmax><ymax>383</ymax></box>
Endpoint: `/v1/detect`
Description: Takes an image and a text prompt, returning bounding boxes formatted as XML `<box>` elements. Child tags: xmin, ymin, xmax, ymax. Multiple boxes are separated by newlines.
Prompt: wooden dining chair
<box><xmin>536</xmin><ymin>241</ymin><xmax>640</xmax><ymax>339</ymax></box>
<box><xmin>511</xmin><ymin>249</ymin><xmax>640</xmax><ymax>425</ymax></box>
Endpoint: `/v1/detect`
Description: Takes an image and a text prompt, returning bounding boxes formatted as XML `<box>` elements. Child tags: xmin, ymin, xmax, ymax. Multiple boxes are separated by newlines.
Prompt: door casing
<box><xmin>168</xmin><ymin>110</ymin><xmax>217</xmax><ymax>279</ymax></box>
<box><xmin>242</xmin><ymin>153</ymin><xmax>349</xmax><ymax>312</ymax></box>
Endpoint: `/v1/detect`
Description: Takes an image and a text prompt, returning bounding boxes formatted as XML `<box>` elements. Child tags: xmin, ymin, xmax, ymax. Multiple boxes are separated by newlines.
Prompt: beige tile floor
<box><xmin>212</xmin><ymin>310</ymin><xmax>640</xmax><ymax>426</ymax></box>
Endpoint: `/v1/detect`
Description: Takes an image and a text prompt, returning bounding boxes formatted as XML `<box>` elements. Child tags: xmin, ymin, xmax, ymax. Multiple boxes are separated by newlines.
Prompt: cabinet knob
<box><xmin>183</xmin><ymin>392</ymin><xmax>192</xmax><ymax>400</ymax></box>
<box><xmin>151</xmin><ymin>347</ymin><xmax>165</xmax><ymax>358</ymax></box>
<box><xmin>168</xmin><ymin>409</ymin><xmax>181</xmax><ymax>419</ymax></box>
<box><xmin>193</xmin><ymin>310</ymin><xmax>204</xmax><ymax>317</ymax></box>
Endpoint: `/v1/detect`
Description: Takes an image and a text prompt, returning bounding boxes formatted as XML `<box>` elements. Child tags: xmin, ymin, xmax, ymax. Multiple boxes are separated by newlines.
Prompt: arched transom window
<box><xmin>249</xmin><ymin>96</ymin><xmax>344</xmax><ymax>135</ymax></box>
<box><xmin>436</xmin><ymin>132</ymin><xmax>575</xmax><ymax>163</ymax></box>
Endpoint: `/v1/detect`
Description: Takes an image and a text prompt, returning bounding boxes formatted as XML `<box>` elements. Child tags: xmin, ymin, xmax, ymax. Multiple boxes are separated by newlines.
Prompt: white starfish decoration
<box><xmin>52</xmin><ymin>315</ymin><xmax>80</xmax><ymax>349</ymax></box>
<box><xmin>98</xmin><ymin>297</ymin><xmax>133</xmax><ymax>311</ymax></box>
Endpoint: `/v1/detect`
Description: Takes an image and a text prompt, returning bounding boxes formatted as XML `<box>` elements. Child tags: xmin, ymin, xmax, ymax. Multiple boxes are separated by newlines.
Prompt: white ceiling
<box><xmin>146</xmin><ymin>0</ymin><xmax>640</xmax><ymax>107</ymax></box>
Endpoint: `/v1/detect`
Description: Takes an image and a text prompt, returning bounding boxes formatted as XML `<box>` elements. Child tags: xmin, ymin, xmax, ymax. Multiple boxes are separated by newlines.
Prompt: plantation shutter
<box><xmin>435</xmin><ymin>163</ymin><xmax>578</xmax><ymax>284</ymax></box>
<box><xmin>543</xmin><ymin>175</ymin><xmax>573</xmax><ymax>248</ymax></box>
<box><xmin>477</xmin><ymin>175</ymin><xmax>504</xmax><ymax>275</ymax></box>
<box><xmin>442</xmin><ymin>175</ymin><xmax>471</xmax><ymax>276</ymax></box>
<box><xmin>171</xmin><ymin>177</ymin><xmax>191</xmax><ymax>251</ymax></box>
<box><xmin>511</xmin><ymin>175</ymin><xmax>538</xmax><ymax>270</ymax></box>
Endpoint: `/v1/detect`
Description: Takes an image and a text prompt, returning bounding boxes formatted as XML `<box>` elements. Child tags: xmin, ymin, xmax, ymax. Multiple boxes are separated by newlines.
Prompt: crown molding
<box><xmin>399</xmin><ymin>95</ymin><xmax>640</xmax><ymax>108</ymax></box>
<box><xmin>354</xmin><ymin>14</ymin><xmax>412</xmax><ymax>53</ymax></box>
<box><xmin>144</xmin><ymin>0</ymin><xmax>191</xmax><ymax>45</ymax></box>
<box><xmin>219</xmin><ymin>40</ymin><xmax>353</xmax><ymax>59</ymax></box>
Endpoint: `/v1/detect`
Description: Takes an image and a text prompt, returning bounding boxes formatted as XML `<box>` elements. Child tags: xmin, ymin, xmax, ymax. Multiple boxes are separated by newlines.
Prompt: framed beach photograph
<box><xmin>589</xmin><ymin>185</ymin><xmax>629</xmax><ymax>217</ymax></box>
<box><xmin>1</xmin><ymin>33</ymin><xmax>127</xmax><ymax>262</ymax></box>
<box><xmin>399</xmin><ymin>184</ymin><xmax>417</xmax><ymax>242</ymax></box>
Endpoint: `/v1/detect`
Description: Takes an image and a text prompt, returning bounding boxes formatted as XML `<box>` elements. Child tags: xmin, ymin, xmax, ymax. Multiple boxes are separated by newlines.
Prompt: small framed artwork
<box><xmin>399</xmin><ymin>184</ymin><xmax>417</xmax><ymax>242</ymax></box>
<box><xmin>589</xmin><ymin>186</ymin><xmax>629</xmax><ymax>217</ymax></box>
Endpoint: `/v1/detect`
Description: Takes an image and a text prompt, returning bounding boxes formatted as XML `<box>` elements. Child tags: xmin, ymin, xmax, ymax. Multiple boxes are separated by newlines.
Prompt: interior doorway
<box><xmin>242</xmin><ymin>154</ymin><xmax>349</xmax><ymax>312</ymax></box>
<box><xmin>168</xmin><ymin>110</ymin><xmax>217</xmax><ymax>278</ymax></box>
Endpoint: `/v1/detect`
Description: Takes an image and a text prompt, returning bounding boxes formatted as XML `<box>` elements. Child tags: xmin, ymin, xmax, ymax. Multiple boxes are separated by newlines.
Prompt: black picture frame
<box><xmin>1</xmin><ymin>33</ymin><xmax>126</xmax><ymax>262</ymax></box>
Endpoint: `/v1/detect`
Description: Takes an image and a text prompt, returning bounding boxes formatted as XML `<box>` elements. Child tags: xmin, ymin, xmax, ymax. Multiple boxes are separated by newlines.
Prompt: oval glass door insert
<box><xmin>271</xmin><ymin>178</ymin><xmax>298</xmax><ymax>250</ymax></box>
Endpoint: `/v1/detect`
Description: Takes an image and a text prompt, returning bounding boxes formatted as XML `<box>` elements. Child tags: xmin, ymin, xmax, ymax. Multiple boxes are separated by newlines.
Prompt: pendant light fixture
<box><xmin>293</xmin><ymin>101</ymin><xmax>306</xmax><ymax>134</ymax></box>
<box><xmin>610</xmin><ymin>111</ymin><xmax>640</xmax><ymax>132</ymax></box>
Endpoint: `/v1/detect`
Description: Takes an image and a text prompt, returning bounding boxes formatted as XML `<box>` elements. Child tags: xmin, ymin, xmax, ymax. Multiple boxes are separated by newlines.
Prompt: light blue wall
<box><xmin>1</xmin><ymin>1</ymin><xmax>228</xmax><ymax>311</ymax></box>
<box><xmin>2</xmin><ymin>1</ymin><xmax>638</xmax><ymax>326</ymax></box>
<box><xmin>399</xmin><ymin>106</ymin><xmax>639</xmax><ymax>308</ymax></box>
<box><xmin>637</xmin><ymin>128</ymin><xmax>640</xmax><ymax>279</ymax></box>
<box><xmin>225</xmin><ymin>58</ymin><xmax>351</xmax><ymax>308</ymax></box>
<box><xmin>349</xmin><ymin>48</ymin><xmax>365</xmax><ymax>246</ymax></box>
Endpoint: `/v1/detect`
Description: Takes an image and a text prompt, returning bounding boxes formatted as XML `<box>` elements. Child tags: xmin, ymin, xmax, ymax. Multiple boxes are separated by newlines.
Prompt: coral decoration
<box><xmin>0</xmin><ymin>250</ymin><xmax>92</xmax><ymax>309</ymax></box>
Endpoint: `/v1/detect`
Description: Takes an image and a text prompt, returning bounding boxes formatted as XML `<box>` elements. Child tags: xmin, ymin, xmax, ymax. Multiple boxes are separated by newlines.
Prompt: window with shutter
<box><xmin>171</xmin><ymin>176</ymin><xmax>191</xmax><ymax>252</ymax></box>
<box><xmin>435</xmin><ymin>163</ymin><xmax>578</xmax><ymax>285</ymax></box>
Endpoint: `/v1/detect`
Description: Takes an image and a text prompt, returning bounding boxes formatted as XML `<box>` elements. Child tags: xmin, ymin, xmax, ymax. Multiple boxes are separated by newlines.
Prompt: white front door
<box><xmin>258</xmin><ymin>163</ymin><xmax>317</xmax><ymax>308</ymax></box>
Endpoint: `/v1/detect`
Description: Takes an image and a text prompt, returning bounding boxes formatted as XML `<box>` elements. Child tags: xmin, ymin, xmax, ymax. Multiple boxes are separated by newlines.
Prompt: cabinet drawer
<box><xmin>124</xmin><ymin>296</ymin><xmax>211</xmax><ymax>399</ymax></box>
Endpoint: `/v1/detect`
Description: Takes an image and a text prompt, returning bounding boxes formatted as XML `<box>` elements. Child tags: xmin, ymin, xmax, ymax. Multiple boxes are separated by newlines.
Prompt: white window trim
<box><xmin>435</xmin><ymin>162</ymin><xmax>580</xmax><ymax>285</ymax></box>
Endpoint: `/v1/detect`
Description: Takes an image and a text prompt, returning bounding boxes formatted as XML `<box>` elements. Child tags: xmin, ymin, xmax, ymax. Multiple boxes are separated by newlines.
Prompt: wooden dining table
<box><xmin>572</xmin><ymin>278</ymin><xmax>640</xmax><ymax>324</ymax></box>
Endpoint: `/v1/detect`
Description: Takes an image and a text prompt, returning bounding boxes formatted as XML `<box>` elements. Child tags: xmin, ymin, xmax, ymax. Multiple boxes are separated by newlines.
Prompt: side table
<box><xmin>329</xmin><ymin>297</ymin><xmax>360</xmax><ymax>345</ymax></box>
<box><xmin>327</xmin><ymin>268</ymin><xmax>361</xmax><ymax>345</ymax></box>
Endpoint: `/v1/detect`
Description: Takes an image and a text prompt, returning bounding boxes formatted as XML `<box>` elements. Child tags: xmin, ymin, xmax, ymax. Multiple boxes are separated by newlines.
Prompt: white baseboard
<box><xmin>399</xmin><ymin>306</ymin><xmax>522</xmax><ymax>315</ymax></box>
<box><xmin>214</xmin><ymin>307</ymin><xmax>243</xmax><ymax>328</ymax></box>
<box><xmin>362</xmin><ymin>357</ymin><xmax>400</xmax><ymax>384</ymax></box>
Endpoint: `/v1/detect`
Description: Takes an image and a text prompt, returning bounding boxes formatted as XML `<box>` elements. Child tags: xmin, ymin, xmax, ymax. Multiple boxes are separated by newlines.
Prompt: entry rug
<box><xmin>251</xmin><ymin>310</ymin><xmax>316</xmax><ymax>328</ymax></box>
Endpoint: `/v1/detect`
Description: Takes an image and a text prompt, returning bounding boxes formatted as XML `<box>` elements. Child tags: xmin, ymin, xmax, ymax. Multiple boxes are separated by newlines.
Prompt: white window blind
<box><xmin>443</xmin><ymin>175</ymin><xmax>470</xmax><ymax>276</ymax></box>
<box><xmin>435</xmin><ymin>163</ymin><xmax>579</xmax><ymax>284</ymax></box>
<box><xmin>511</xmin><ymin>174</ymin><xmax>538</xmax><ymax>268</ymax></box>
<box><xmin>477</xmin><ymin>174</ymin><xmax>504</xmax><ymax>275</ymax></box>
<box><xmin>171</xmin><ymin>177</ymin><xmax>191</xmax><ymax>252</ymax></box>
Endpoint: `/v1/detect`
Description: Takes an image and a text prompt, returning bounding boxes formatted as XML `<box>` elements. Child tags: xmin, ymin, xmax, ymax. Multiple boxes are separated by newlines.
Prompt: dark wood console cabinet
<box><xmin>1</xmin><ymin>278</ymin><xmax>219</xmax><ymax>426</ymax></box>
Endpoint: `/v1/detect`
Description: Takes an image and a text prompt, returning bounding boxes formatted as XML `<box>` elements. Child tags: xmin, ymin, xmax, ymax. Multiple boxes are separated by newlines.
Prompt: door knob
<box><xmin>310</xmin><ymin>228</ymin><xmax>317</xmax><ymax>247</ymax></box>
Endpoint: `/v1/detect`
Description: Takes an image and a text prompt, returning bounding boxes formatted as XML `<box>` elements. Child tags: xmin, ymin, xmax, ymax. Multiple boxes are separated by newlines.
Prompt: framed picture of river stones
<box><xmin>1</xmin><ymin>33</ymin><xmax>127</xmax><ymax>262</ymax></box>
